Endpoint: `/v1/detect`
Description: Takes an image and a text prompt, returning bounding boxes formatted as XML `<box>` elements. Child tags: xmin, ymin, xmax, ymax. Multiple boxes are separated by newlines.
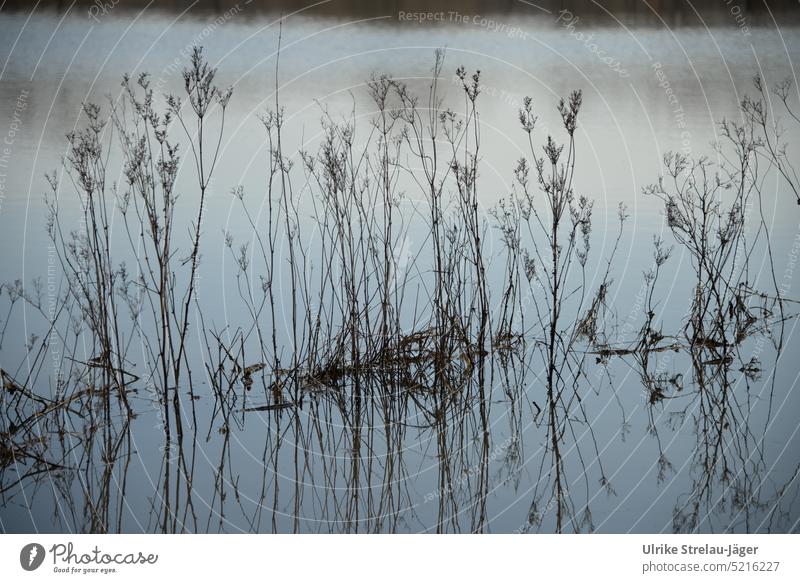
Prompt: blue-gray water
<box><xmin>1</xmin><ymin>2</ymin><xmax>799</xmax><ymax>533</ymax></box>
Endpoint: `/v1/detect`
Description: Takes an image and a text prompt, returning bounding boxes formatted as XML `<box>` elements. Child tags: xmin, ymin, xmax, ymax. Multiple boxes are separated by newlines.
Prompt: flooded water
<box><xmin>1</xmin><ymin>1</ymin><xmax>800</xmax><ymax>533</ymax></box>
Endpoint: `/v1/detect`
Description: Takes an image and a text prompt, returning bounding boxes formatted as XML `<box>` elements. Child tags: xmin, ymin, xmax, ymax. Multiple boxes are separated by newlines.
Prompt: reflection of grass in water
<box><xmin>1</xmin><ymin>48</ymin><xmax>799</xmax><ymax>533</ymax></box>
<box><xmin>638</xmin><ymin>81</ymin><xmax>800</xmax><ymax>532</ymax></box>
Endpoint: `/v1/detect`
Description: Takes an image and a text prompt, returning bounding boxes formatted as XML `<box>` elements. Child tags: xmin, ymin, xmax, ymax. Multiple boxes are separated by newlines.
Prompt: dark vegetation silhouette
<box><xmin>1</xmin><ymin>48</ymin><xmax>799</xmax><ymax>533</ymax></box>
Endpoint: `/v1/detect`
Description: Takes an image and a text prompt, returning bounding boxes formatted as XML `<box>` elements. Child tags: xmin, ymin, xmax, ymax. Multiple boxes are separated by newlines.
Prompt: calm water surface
<box><xmin>1</xmin><ymin>3</ymin><xmax>799</xmax><ymax>533</ymax></box>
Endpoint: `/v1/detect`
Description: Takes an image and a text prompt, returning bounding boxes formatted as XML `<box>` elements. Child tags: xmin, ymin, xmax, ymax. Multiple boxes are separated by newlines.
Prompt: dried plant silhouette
<box><xmin>1</xmin><ymin>48</ymin><xmax>798</xmax><ymax>533</ymax></box>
